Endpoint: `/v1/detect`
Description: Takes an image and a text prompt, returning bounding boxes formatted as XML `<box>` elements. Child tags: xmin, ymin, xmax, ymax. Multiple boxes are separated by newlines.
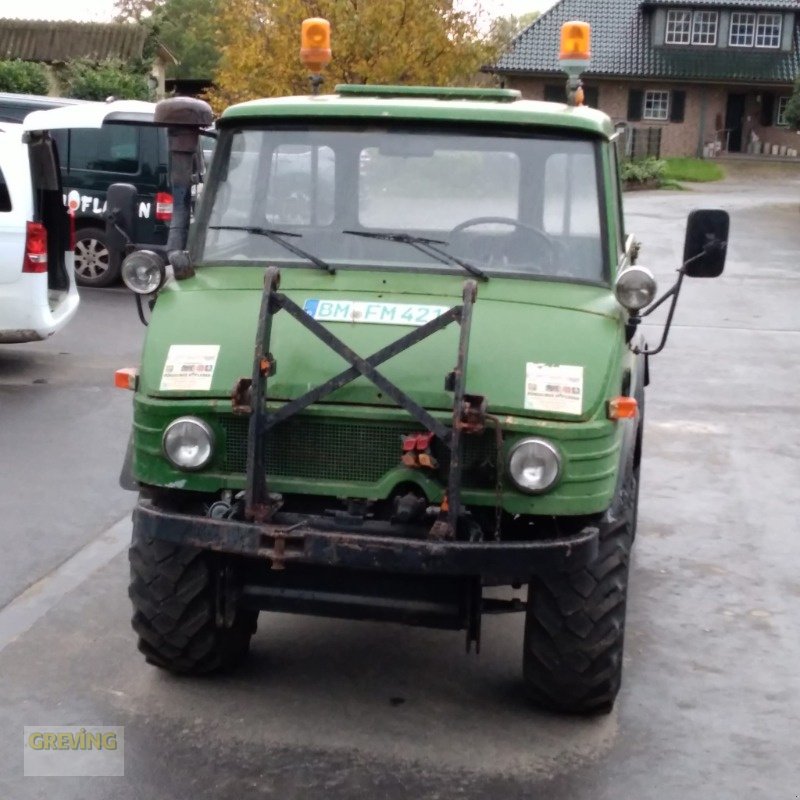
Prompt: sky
<box><xmin>0</xmin><ymin>0</ymin><xmax>557</xmax><ymax>23</ymax></box>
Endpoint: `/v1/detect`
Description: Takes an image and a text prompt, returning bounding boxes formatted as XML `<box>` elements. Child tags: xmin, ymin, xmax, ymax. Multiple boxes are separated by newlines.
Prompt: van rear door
<box><xmin>0</xmin><ymin>128</ymin><xmax>29</xmax><ymax>285</ymax></box>
<box><xmin>26</xmin><ymin>129</ymin><xmax>71</xmax><ymax>292</ymax></box>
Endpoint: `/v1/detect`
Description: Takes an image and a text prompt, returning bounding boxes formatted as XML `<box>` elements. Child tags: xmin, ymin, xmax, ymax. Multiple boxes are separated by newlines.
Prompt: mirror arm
<box><xmin>631</xmin><ymin>268</ymin><xmax>688</xmax><ymax>356</ymax></box>
<box><xmin>135</xmin><ymin>294</ymin><xmax>149</xmax><ymax>327</ymax></box>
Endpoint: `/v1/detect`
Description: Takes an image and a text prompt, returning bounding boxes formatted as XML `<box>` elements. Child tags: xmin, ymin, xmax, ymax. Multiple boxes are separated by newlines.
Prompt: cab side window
<box><xmin>68</xmin><ymin>126</ymin><xmax>140</xmax><ymax>174</ymax></box>
<box><xmin>0</xmin><ymin>164</ymin><xmax>11</xmax><ymax>211</ymax></box>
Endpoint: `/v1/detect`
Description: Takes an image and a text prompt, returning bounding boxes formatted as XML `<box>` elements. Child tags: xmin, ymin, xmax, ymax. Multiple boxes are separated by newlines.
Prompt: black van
<box><xmin>0</xmin><ymin>92</ymin><xmax>176</xmax><ymax>287</ymax></box>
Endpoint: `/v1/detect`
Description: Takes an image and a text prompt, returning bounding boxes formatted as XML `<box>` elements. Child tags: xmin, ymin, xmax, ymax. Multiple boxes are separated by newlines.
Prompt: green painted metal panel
<box><xmin>139</xmin><ymin>268</ymin><xmax>624</xmax><ymax>422</ymax></box>
<box><xmin>220</xmin><ymin>94</ymin><xmax>615</xmax><ymax>140</ymax></box>
<box><xmin>333</xmin><ymin>84</ymin><xmax>522</xmax><ymax>102</ymax></box>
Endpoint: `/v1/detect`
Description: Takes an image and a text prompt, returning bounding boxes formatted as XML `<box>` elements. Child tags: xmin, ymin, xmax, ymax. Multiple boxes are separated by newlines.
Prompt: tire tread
<box><xmin>128</xmin><ymin>533</ymin><xmax>255</xmax><ymax>675</ymax></box>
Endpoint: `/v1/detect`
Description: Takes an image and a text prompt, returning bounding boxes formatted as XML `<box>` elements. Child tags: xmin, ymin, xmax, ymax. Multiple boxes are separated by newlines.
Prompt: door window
<box><xmin>0</xmin><ymin>165</ymin><xmax>11</xmax><ymax>211</ymax></box>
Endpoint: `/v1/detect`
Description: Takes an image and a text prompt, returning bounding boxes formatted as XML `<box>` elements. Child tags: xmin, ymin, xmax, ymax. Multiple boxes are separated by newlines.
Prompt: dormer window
<box><xmin>692</xmin><ymin>11</ymin><xmax>718</xmax><ymax>45</ymax></box>
<box><xmin>730</xmin><ymin>12</ymin><xmax>782</xmax><ymax>48</ymax></box>
<box><xmin>756</xmin><ymin>14</ymin><xmax>782</xmax><ymax>48</ymax></box>
<box><xmin>666</xmin><ymin>10</ymin><xmax>692</xmax><ymax>44</ymax></box>
<box><xmin>666</xmin><ymin>9</ymin><xmax>719</xmax><ymax>46</ymax></box>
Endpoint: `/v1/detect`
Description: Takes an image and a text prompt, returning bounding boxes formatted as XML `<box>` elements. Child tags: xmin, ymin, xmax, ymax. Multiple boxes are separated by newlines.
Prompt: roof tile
<box><xmin>0</xmin><ymin>18</ymin><xmax>160</xmax><ymax>64</ymax></box>
<box><xmin>495</xmin><ymin>0</ymin><xmax>800</xmax><ymax>84</ymax></box>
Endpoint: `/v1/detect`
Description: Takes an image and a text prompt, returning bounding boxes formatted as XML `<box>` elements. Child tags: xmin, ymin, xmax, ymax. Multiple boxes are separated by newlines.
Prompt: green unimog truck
<box><xmin>114</xmin><ymin>21</ymin><xmax>728</xmax><ymax>714</ymax></box>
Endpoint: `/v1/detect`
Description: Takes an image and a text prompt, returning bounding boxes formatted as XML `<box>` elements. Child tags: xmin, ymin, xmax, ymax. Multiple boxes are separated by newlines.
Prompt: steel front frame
<box><xmin>241</xmin><ymin>265</ymin><xmax>479</xmax><ymax>539</ymax></box>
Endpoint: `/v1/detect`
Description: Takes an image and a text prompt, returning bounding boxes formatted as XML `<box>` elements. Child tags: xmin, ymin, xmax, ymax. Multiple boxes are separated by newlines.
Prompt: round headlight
<box><xmin>507</xmin><ymin>438</ymin><xmax>562</xmax><ymax>495</ymax></box>
<box><xmin>614</xmin><ymin>266</ymin><xmax>657</xmax><ymax>313</ymax></box>
<box><xmin>162</xmin><ymin>417</ymin><xmax>214</xmax><ymax>471</ymax></box>
<box><xmin>121</xmin><ymin>250</ymin><xmax>166</xmax><ymax>295</ymax></box>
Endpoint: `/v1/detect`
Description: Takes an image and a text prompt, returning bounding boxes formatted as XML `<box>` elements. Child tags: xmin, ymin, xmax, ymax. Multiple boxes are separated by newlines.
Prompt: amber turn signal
<box><xmin>608</xmin><ymin>396</ymin><xmax>638</xmax><ymax>420</ymax></box>
<box><xmin>115</xmin><ymin>367</ymin><xmax>139</xmax><ymax>391</ymax></box>
<box><xmin>301</xmin><ymin>18</ymin><xmax>332</xmax><ymax>73</ymax></box>
<box><xmin>560</xmin><ymin>21</ymin><xmax>591</xmax><ymax>62</ymax></box>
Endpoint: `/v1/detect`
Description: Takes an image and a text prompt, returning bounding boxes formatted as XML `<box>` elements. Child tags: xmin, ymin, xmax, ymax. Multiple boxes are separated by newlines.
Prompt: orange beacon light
<box><xmin>559</xmin><ymin>21</ymin><xmax>591</xmax><ymax>64</ymax></box>
<box><xmin>301</xmin><ymin>18</ymin><xmax>332</xmax><ymax>74</ymax></box>
<box><xmin>559</xmin><ymin>21</ymin><xmax>591</xmax><ymax>106</ymax></box>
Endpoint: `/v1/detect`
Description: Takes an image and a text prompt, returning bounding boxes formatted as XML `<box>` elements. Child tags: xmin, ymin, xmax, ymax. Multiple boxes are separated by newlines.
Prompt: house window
<box><xmin>691</xmin><ymin>11</ymin><xmax>718</xmax><ymax>45</ymax></box>
<box><xmin>665</xmin><ymin>10</ymin><xmax>692</xmax><ymax>44</ymax></box>
<box><xmin>643</xmin><ymin>90</ymin><xmax>670</xmax><ymax>120</ymax></box>
<box><xmin>776</xmin><ymin>96</ymin><xmax>790</xmax><ymax>126</ymax></box>
<box><xmin>730</xmin><ymin>12</ymin><xmax>756</xmax><ymax>47</ymax></box>
<box><xmin>756</xmin><ymin>14</ymin><xmax>782</xmax><ymax>48</ymax></box>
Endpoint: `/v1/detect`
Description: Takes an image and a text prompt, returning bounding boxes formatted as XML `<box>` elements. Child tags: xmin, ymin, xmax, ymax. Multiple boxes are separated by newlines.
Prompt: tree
<box><xmin>116</xmin><ymin>0</ymin><xmax>221</xmax><ymax>78</ymax></box>
<box><xmin>486</xmin><ymin>11</ymin><xmax>540</xmax><ymax>56</ymax></box>
<box><xmin>114</xmin><ymin>0</ymin><xmax>161</xmax><ymax>22</ymax></box>
<box><xmin>152</xmin><ymin>0</ymin><xmax>221</xmax><ymax>78</ymax></box>
<box><xmin>785</xmin><ymin>77</ymin><xmax>800</xmax><ymax>131</ymax></box>
<box><xmin>0</xmin><ymin>60</ymin><xmax>49</xmax><ymax>95</ymax></box>
<box><xmin>63</xmin><ymin>60</ymin><xmax>152</xmax><ymax>101</ymax></box>
<box><xmin>207</xmin><ymin>0</ymin><xmax>494</xmax><ymax>110</ymax></box>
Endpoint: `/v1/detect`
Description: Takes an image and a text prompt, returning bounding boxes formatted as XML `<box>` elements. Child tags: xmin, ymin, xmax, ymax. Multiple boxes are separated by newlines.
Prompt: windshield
<box><xmin>194</xmin><ymin>126</ymin><xmax>607</xmax><ymax>283</ymax></box>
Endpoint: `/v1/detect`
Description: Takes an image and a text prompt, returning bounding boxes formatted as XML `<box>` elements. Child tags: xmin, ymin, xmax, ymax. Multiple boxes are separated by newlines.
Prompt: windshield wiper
<box><xmin>209</xmin><ymin>225</ymin><xmax>334</xmax><ymax>274</ymax></box>
<box><xmin>342</xmin><ymin>230</ymin><xmax>488</xmax><ymax>282</ymax></box>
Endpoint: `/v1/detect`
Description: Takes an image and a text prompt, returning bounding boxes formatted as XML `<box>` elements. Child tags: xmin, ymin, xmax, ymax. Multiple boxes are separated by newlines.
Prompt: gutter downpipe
<box><xmin>698</xmin><ymin>85</ymin><xmax>708</xmax><ymax>159</ymax></box>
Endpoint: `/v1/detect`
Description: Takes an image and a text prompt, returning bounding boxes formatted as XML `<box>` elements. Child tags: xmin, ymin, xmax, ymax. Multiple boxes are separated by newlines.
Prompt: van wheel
<box><xmin>74</xmin><ymin>227</ymin><xmax>117</xmax><ymax>287</ymax></box>
<box><xmin>522</xmin><ymin>470</ymin><xmax>636</xmax><ymax>714</ymax></box>
<box><xmin>129</xmin><ymin>532</ymin><xmax>257</xmax><ymax>674</ymax></box>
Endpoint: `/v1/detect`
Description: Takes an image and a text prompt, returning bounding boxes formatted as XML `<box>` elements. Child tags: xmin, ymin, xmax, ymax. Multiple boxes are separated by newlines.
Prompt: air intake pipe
<box><xmin>153</xmin><ymin>97</ymin><xmax>213</xmax><ymax>266</ymax></box>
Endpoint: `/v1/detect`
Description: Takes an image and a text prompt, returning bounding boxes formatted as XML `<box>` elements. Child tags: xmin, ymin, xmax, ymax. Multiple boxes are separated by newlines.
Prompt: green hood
<box><xmin>140</xmin><ymin>267</ymin><xmax>625</xmax><ymax>422</ymax></box>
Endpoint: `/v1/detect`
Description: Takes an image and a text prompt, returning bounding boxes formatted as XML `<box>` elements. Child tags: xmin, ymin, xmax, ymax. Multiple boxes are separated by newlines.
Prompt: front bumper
<box><xmin>133</xmin><ymin>501</ymin><xmax>599</xmax><ymax>577</ymax></box>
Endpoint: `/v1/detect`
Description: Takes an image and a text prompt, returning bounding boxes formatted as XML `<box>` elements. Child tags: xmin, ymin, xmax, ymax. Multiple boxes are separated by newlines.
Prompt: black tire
<box><xmin>522</xmin><ymin>470</ymin><xmax>637</xmax><ymax>714</ymax></box>
<box><xmin>128</xmin><ymin>532</ymin><xmax>257</xmax><ymax>674</ymax></box>
<box><xmin>74</xmin><ymin>227</ymin><xmax>118</xmax><ymax>287</ymax></box>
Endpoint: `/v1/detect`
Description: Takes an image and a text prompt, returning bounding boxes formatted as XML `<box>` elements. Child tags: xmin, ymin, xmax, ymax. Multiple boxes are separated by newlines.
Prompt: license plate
<box><xmin>303</xmin><ymin>299</ymin><xmax>450</xmax><ymax>326</ymax></box>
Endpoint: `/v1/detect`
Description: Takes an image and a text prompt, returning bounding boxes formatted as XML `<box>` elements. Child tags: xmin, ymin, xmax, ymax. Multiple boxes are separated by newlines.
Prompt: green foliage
<box><xmin>486</xmin><ymin>11</ymin><xmax>540</xmax><ymax>56</ymax></box>
<box><xmin>663</xmin><ymin>157</ymin><xmax>725</xmax><ymax>183</ymax></box>
<box><xmin>63</xmin><ymin>60</ymin><xmax>152</xmax><ymax>101</ymax></box>
<box><xmin>152</xmin><ymin>0</ymin><xmax>221</xmax><ymax>78</ymax></box>
<box><xmin>0</xmin><ymin>60</ymin><xmax>49</xmax><ymax>95</ymax></box>
<box><xmin>621</xmin><ymin>157</ymin><xmax>666</xmax><ymax>186</ymax></box>
<box><xmin>784</xmin><ymin>76</ymin><xmax>800</xmax><ymax>131</ymax></box>
<box><xmin>114</xmin><ymin>0</ymin><xmax>160</xmax><ymax>22</ymax></box>
<box><xmin>209</xmin><ymin>0</ymin><xmax>494</xmax><ymax>111</ymax></box>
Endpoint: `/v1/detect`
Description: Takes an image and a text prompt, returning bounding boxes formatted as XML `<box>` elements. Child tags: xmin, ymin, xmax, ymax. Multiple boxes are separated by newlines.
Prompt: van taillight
<box><xmin>22</xmin><ymin>221</ymin><xmax>48</xmax><ymax>274</ymax></box>
<box><xmin>69</xmin><ymin>210</ymin><xmax>76</xmax><ymax>250</ymax></box>
<box><xmin>155</xmin><ymin>192</ymin><xmax>173</xmax><ymax>221</ymax></box>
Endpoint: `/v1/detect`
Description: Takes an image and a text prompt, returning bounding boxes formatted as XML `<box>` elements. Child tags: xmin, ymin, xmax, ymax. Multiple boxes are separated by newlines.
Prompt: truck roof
<box><xmin>219</xmin><ymin>84</ymin><xmax>615</xmax><ymax>139</ymax></box>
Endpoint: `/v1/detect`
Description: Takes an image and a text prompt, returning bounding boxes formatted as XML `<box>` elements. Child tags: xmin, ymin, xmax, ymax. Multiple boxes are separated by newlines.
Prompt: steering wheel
<box><xmin>449</xmin><ymin>216</ymin><xmax>557</xmax><ymax>272</ymax></box>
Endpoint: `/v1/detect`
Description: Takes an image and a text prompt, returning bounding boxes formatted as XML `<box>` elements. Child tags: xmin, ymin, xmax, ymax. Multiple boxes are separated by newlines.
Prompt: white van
<box><xmin>0</xmin><ymin>121</ymin><xmax>78</xmax><ymax>342</ymax></box>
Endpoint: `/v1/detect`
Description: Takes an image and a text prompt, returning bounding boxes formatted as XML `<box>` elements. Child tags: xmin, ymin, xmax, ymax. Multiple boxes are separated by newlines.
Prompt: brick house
<box><xmin>0</xmin><ymin>18</ymin><xmax>176</xmax><ymax>98</ymax></box>
<box><xmin>492</xmin><ymin>0</ymin><xmax>800</xmax><ymax>158</ymax></box>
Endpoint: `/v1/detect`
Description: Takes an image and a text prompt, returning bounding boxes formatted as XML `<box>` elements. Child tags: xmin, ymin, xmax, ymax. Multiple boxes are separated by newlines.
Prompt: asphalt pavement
<box><xmin>0</xmin><ymin>161</ymin><xmax>798</xmax><ymax>798</ymax></box>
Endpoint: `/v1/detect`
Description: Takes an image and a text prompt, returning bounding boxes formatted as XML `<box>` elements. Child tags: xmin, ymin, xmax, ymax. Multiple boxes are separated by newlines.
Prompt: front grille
<box><xmin>219</xmin><ymin>415</ymin><xmax>498</xmax><ymax>487</ymax></box>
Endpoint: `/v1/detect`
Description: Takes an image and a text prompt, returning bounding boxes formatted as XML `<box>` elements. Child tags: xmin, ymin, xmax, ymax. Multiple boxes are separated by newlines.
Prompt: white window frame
<box><xmin>776</xmin><ymin>96</ymin><xmax>790</xmax><ymax>126</ymax></box>
<box><xmin>729</xmin><ymin>12</ymin><xmax>756</xmax><ymax>47</ymax></box>
<box><xmin>692</xmin><ymin>11</ymin><xmax>718</xmax><ymax>46</ymax></box>
<box><xmin>665</xmin><ymin>10</ymin><xmax>692</xmax><ymax>45</ymax></box>
<box><xmin>755</xmin><ymin>13</ymin><xmax>782</xmax><ymax>49</ymax></box>
<box><xmin>643</xmin><ymin>90</ymin><xmax>670</xmax><ymax>121</ymax></box>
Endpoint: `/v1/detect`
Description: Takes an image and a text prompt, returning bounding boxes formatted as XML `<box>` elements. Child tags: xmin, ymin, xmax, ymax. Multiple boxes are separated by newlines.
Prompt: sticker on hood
<box><xmin>160</xmin><ymin>345</ymin><xmax>220</xmax><ymax>391</ymax></box>
<box><xmin>524</xmin><ymin>363</ymin><xmax>584</xmax><ymax>416</ymax></box>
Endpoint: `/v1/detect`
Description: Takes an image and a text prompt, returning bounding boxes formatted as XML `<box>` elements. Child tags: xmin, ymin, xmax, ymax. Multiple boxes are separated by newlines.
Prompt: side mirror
<box><xmin>683</xmin><ymin>209</ymin><xmax>729</xmax><ymax>278</ymax></box>
<box><xmin>105</xmin><ymin>182</ymin><xmax>137</xmax><ymax>276</ymax></box>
